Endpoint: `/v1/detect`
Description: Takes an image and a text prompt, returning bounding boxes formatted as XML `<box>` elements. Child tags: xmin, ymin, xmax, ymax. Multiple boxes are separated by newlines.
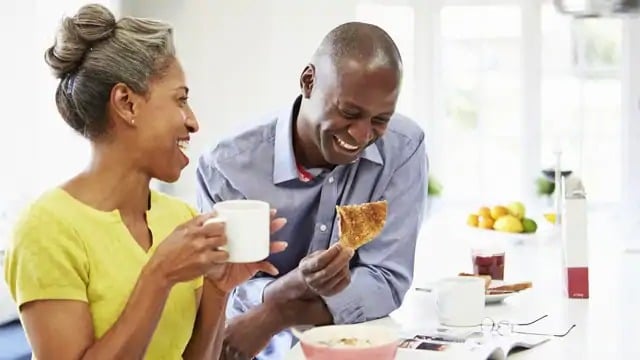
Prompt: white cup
<box><xmin>435</xmin><ymin>276</ymin><xmax>485</xmax><ymax>327</ymax></box>
<box><xmin>206</xmin><ymin>200</ymin><xmax>270</xmax><ymax>263</ymax></box>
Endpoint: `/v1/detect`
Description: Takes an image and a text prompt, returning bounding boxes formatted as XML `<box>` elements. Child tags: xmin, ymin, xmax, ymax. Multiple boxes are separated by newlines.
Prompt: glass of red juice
<box><xmin>471</xmin><ymin>249</ymin><xmax>505</xmax><ymax>280</ymax></box>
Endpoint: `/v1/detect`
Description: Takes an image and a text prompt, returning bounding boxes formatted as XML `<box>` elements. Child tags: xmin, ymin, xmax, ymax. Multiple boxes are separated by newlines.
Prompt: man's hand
<box><xmin>263</xmin><ymin>243</ymin><xmax>354</xmax><ymax>303</ymax></box>
<box><xmin>222</xmin><ymin>298</ymin><xmax>335</xmax><ymax>359</ymax></box>
<box><xmin>222</xmin><ymin>303</ymin><xmax>284</xmax><ymax>359</ymax></box>
<box><xmin>299</xmin><ymin>243</ymin><xmax>354</xmax><ymax>297</ymax></box>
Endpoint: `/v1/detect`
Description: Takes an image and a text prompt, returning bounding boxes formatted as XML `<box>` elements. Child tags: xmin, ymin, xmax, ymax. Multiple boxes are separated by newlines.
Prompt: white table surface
<box><xmin>287</xmin><ymin>205</ymin><xmax>640</xmax><ymax>359</ymax></box>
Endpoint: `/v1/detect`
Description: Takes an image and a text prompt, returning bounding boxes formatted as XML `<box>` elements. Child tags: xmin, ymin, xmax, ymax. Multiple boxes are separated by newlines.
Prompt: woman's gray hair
<box><xmin>45</xmin><ymin>3</ymin><xmax>176</xmax><ymax>139</ymax></box>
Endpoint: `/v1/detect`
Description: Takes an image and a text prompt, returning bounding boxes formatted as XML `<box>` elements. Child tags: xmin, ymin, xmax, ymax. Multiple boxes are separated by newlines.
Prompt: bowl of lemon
<box><xmin>466</xmin><ymin>201</ymin><xmax>540</xmax><ymax>240</ymax></box>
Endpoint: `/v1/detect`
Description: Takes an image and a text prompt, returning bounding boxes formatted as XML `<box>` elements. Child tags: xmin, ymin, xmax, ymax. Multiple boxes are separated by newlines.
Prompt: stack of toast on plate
<box><xmin>458</xmin><ymin>272</ymin><xmax>532</xmax><ymax>295</ymax></box>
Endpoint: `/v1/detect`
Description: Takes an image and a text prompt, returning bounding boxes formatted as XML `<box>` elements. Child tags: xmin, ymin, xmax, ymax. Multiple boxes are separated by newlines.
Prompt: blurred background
<box><xmin>2</xmin><ymin>0</ymin><xmax>640</xmax><ymax>208</ymax></box>
<box><xmin>2</xmin><ymin>0</ymin><xmax>639</xmax><ymax>251</ymax></box>
<box><xmin>1</xmin><ymin>0</ymin><xmax>640</xmax><ymax>356</ymax></box>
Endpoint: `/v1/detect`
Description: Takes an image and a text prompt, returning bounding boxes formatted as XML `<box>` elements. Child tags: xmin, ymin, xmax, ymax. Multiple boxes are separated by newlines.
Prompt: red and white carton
<box><xmin>561</xmin><ymin>190</ymin><xmax>589</xmax><ymax>298</ymax></box>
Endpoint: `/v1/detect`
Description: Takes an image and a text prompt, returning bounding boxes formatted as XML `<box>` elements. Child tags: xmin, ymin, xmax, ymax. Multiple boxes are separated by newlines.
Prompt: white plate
<box><xmin>485</xmin><ymin>292</ymin><xmax>514</xmax><ymax>304</ymax></box>
<box><xmin>484</xmin><ymin>279</ymin><xmax>530</xmax><ymax>303</ymax></box>
<box><xmin>414</xmin><ymin>278</ymin><xmax>529</xmax><ymax>305</ymax></box>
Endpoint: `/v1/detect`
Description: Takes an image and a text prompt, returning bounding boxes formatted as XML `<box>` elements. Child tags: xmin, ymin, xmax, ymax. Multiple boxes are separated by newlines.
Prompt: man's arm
<box><xmin>223</xmin><ymin>133</ymin><xmax>427</xmax><ymax>356</ymax></box>
<box><xmin>195</xmin><ymin>154</ymin><xmax>243</xmax><ymax>212</ymax></box>
<box><xmin>323</xmin><ymin>133</ymin><xmax>427</xmax><ymax>324</ymax></box>
<box><xmin>222</xmin><ymin>297</ymin><xmax>335</xmax><ymax>359</ymax></box>
<box><xmin>196</xmin><ymin>154</ymin><xmax>278</xmax><ymax>309</ymax></box>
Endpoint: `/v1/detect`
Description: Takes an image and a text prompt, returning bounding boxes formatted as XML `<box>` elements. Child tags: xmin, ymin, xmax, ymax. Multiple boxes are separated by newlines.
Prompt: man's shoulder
<box><xmin>379</xmin><ymin>113</ymin><xmax>425</xmax><ymax>160</ymax></box>
<box><xmin>386</xmin><ymin>113</ymin><xmax>424</xmax><ymax>144</ymax></box>
<box><xmin>199</xmin><ymin>116</ymin><xmax>277</xmax><ymax>167</ymax></box>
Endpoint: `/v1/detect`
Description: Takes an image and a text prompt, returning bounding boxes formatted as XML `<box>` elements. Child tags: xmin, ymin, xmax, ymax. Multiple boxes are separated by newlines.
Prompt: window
<box><xmin>427</xmin><ymin>0</ymin><xmax>623</xmax><ymax>204</ymax></box>
<box><xmin>437</xmin><ymin>4</ymin><xmax>523</xmax><ymax>202</ymax></box>
<box><xmin>540</xmin><ymin>1</ymin><xmax>623</xmax><ymax>202</ymax></box>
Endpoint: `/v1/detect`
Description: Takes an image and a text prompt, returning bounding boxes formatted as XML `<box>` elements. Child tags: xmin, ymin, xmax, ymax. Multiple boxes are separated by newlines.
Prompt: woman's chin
<box><xmin>155</xmin><ymin>169</ymin><xmax>182</xmax><ymax>184</ymax></box>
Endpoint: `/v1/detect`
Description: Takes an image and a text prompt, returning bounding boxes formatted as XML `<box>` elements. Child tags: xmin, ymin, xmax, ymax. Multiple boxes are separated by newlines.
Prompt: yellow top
<box><xmin>3</xmin><ymin>188</ymin><xmax>203</xmax><ymax>359</ymax></box>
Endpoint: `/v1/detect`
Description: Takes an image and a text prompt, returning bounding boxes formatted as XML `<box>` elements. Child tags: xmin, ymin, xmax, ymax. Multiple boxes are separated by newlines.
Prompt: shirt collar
<box><xmin>273</xmin><ymin>95</ymin><xmax>384</xmax><ymax>185</ymax></box>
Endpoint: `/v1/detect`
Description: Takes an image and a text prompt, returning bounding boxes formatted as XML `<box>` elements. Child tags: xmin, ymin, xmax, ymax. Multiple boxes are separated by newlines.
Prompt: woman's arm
<box><xmin>15</xmin><ymin>213</ymin><xmax>228</xmax><ymax>360</ymax></box>
<box><xmin>182</xmin><ymin>279</ymin><xmax>229</xmax><ymax>360</ymax></box>
<box><xmin>21</xmin><ymin>266</ymin><xmax>171</xmax><ymax>360</ymax></box>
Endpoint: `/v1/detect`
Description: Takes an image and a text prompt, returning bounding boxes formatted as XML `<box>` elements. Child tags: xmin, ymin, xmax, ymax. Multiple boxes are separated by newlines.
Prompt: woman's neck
<box><xmin>63</xmin><ymin>143</ymin><xmax>151</xmax><ymax>217</ymax></box>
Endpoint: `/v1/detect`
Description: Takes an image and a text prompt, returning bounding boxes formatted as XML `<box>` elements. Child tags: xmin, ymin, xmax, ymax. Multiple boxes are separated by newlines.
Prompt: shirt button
<box><xmin>319</xmin><ymin>224</ymin><xmax>327</xmax><ymax>232</ymax></box>
<box><xmin>328</xmin><ymin>176</ymin><xmax>335</xmax><ymax>184</ymax></box>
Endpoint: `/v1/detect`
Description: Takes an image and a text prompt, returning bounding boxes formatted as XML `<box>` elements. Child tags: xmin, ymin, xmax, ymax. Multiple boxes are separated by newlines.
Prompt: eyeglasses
<box><xmin>480</xmin><ymin>315</ymin><xmax>576</xmax><ymax>337</ymax></box>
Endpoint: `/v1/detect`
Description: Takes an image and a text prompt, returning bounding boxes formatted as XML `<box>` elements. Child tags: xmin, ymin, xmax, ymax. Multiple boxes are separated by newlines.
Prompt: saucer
<box><xmin>485</xmin><ymin>292</ymin><xmax>514</xmax><ymax>304</ymax></box>
<box><xmin>414</xmin><ymin>285</ymin><xmax>513</xmax><ymax>304</ymax></box>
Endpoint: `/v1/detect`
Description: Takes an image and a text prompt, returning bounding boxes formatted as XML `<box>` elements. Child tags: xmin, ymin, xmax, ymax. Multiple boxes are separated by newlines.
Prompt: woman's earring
<box><xmin>131</xmin><ymin>119</ymin><xmax>135</xmax><ymax>125</ymax></box>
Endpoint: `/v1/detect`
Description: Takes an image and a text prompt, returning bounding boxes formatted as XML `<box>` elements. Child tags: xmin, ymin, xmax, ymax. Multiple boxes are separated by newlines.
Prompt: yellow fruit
<box><xmin>490</xmin><ymin>205</ymin><xmax>509</xmax><ymax>220</ymax></box>
<box><xmin>478</xmin><ymin>215</ymin><xmax>495</xmax><ymax>229</ymax></box>
<box><xmin>467</xmin><ymin>214</ymin><xmax>479</xmax><ymax>227</ymax></box>
<box><xmin>493</xmin><ymin>214</ymin><xmax>524</xmax><ymax>233</ymax></box>
<box><xmin>478</xmin><ymin>207</ymin><xmax>491</xmax><ymax>219</ymax></box>
<box><xmin>506</xmin><ymin>201</ymin><xmax>526</xmax><ymax>220</ymax></box>
<box><xmin>544</xmin><ymin>213</ymin><xmax>556</xmax><ymax>224</ymax></box>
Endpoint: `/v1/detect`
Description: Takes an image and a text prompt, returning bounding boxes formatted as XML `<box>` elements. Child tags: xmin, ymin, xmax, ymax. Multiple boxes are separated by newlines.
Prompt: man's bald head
<box><xmin>295</xmin><ymin>22</ymin><xmax>402</xmax><ymax>168</ymax></box>
<box><xmin>312</xmin><ymin>22</ymin><xmax>402</xmax><ymax>74</ymax></box>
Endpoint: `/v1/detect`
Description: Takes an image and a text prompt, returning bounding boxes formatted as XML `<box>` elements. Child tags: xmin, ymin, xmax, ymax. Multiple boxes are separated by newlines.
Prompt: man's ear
<box><xmin>109</xmin><ymin>83</ymin><xmax>141</xmax><ymax>126</ymax></box>
<box><xmin>300</xmin><ymin>64</ymin><xmax>315</xmax><ymax>99</ymax></box>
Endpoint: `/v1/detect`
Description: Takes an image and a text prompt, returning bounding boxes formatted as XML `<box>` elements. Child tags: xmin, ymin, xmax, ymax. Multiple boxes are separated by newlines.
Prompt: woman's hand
<box><xmin>208</xmin><ymin>210</ymin><xmax>288</xmax><ymax>293</ymax></box>
<box><xmin>146</xmin><ymin>213</ymin><xmax>229</xmax><ymax>288</ymax></box>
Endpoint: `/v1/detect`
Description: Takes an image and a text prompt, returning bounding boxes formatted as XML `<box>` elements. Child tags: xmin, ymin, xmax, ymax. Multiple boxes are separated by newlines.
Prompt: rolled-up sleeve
<box><xmin>225</xmin><ymin>277</ymin><xmax>275</xmax><ymax>317</ymax></box>
<box><xmin>195</xmin><ymin>153</ymin><xmax>275</xmax><ymax>311</ymax></box>
<box><xmin>323</xmin><ymin>133</ymin><xmax>427</xmax><ymax>324</ymax></box>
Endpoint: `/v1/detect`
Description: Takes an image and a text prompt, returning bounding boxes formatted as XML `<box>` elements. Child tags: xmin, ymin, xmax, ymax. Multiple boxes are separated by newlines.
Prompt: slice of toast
<box><xmin>336</xmin><ymin>200</ymin><xmax>387</xmax><ymax>250</ymax></box>
<box><xmin>489</xmin><ymin>281</ymin><xmax>533</xmax><ymax>292</ymax></box>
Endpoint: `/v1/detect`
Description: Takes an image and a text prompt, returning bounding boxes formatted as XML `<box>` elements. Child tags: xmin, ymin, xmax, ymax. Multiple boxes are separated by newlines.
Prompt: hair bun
<box><xmin>45</xmin><ymin>4</ymin><xmax>117</xmax><ymax>78</ymax></box>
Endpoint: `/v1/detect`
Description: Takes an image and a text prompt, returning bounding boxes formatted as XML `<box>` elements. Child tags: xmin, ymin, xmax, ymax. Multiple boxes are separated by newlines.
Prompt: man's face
<box><xmin>300</xmin><ymin>58</ymin><xmax>400</xmax><ymax>165</ymax></box>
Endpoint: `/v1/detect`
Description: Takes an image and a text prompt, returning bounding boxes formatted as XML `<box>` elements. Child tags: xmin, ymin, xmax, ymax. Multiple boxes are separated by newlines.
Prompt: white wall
<box><xmin>124</xmin><ymin>0</ymin><xmax>361</xmax><ymax>204</ymax></box>
<box><xmin>0</xmin><ymin>0</ymin><xmax>118</xmax><ymax>230</ymax></box>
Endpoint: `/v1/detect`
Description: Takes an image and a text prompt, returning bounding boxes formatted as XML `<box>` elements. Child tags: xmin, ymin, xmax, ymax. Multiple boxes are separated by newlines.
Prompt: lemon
<box><xmin>544</xmin><ymin>213</ymin><xmax>556</xmax><ymax>224</ymax></box>
<box><xmin>493</xmin><ymin>214</ymin><xmax>523</xmax><ymax>233</ymax></box>
<box><xmin>467</xmin><ymin>214</ymin><xmax>479</xmax><ymax>227</ymax></box>
<box><xmin>478</xmin><ymin>215</ymin><xmax>495</xmax><ymax>229</ymax></box>
<box><xmin>522</xmin><ymin>218</ymin><xmax>537</xmax><ymax>233</ymax></box>
<box><xmin>490</xmin><ymin>205</ymin><xmax>509</xmax><ymax>220</ymax></box>
<box><xmin>478</xmin><ymin>206</ymin><xmax>491</xmax><ymax>219</ymax></box>
<box><xmin>507</xmin><ymin>201</ymin><xmax>526</xmax><ymax>220</ymax></box>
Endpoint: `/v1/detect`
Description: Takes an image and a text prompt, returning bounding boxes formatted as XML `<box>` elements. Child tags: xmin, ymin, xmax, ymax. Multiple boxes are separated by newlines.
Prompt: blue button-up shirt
<box><xmin>196</xmin><ymin>96</ymin><xmax>428</xmax><ymax>359</ymax></box>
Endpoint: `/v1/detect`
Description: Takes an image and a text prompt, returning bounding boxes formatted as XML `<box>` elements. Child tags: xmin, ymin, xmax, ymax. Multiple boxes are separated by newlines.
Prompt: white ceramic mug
<box><xmin>435</xmin><ymin>276</ymin><xmax>485</xmax><ymax>327</ymax></box>
<box><xmin>206</xmin><ymin>200</ymin><xmax>270</xmax><ymax>263</ymax></box>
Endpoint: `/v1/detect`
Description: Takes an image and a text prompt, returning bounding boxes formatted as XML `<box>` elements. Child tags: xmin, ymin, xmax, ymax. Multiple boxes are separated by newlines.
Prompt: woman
<box><xmin>3</xmin><ymin>4</ymin><xmax>286</xmax><ymax>359</ymax></box>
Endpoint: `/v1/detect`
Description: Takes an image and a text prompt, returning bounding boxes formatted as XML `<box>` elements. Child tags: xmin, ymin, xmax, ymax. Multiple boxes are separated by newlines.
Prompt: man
<box><xmin>196</xmin><ymin>22</ymin><xmax>427</xmax><ymax>359</ymax></box>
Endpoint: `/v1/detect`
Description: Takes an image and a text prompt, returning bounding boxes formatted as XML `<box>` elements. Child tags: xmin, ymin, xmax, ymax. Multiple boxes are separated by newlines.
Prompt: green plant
<box><xmin>428</xmin><ymin>175</ymin><xmax>443</xmax><ymax>197</ymax></box>
<box><xmin>535</xmin><ymin>177</ymin><xmax>555</xmax><ymax>197</ymax></box>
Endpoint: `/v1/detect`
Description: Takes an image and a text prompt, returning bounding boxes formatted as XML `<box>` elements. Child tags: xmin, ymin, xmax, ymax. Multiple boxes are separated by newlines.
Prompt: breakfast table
<box><xmin>286</xmin><ymin>204</ymin><xmax>640</xmax><ymax>359</ymax></box>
